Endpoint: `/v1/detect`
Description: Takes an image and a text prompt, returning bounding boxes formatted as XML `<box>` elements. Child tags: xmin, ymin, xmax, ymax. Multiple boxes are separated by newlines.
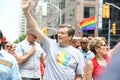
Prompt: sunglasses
<box><xmin>80</xmin><ymin>42</ymin><xmax>88</xmax><ymax>44</ymax></box>
<box><xmin>6</xmin><ymin>45</ymin><xmax>11</xmax><ymax>48</ymax></box>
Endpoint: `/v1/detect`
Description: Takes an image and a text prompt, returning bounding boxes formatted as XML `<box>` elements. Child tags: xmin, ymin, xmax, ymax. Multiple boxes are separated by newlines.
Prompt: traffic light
<box><xmin>102</xmin><ymin>4</ymin><xmax>110</xmax><ymax>18</ymax></box>
<box><xmin>42</xmin><ymin>27</ymin><xmax>47</xmax><ymax>35</ymax></box>
<box><xmin>112</xmin><ymin>23</ymin><xmax>116</xmax><ymax>35</ymax></box>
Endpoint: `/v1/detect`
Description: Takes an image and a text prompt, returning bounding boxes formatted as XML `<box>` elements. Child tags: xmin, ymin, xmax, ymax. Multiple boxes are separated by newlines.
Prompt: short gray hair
<box><xmin>59</xmin><ymin>24</ymin><xmax>75</xmax><ymax>37</ymax></box>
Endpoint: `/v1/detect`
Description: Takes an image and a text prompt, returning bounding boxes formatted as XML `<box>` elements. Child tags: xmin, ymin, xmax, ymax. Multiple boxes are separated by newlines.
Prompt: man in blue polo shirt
<box><xmin>79</xmin><ymin>37</ymin><xmax>94</xmax><ymax>66</ymax></box>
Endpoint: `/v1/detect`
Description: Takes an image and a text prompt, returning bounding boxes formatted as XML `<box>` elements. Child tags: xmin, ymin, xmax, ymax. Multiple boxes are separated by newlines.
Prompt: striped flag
<box><xmin>79</xmin><ymin>16</ymin><xmax>96</xmax><ymax>32</ymax></box>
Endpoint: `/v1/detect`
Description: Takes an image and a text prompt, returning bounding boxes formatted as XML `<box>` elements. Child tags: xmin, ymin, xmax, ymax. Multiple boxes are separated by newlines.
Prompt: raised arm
<box><xmin>22</xmin><ymin>0</ymin><xmax>46</xmax><ymax>45</ymax></box>
<box><xmin>107</xmin><ymin>42</ymin><xmax>120</xmax><ymax>57</ymax></box>
<box><xmin>27</xmin><ymin>0</ymin><xmax>39</xmax><ymax>29</ymax></box>
<box><xmin>29</xmin><ymin>0</ymin><xmax>39</xmax><ymax>18</ymax></box>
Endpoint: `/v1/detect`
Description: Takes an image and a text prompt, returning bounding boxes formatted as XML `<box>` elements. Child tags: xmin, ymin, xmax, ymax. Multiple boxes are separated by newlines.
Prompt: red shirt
<box><xmin>92</xmin><ymin>55</ymin><xmax>111</xmax><ymax>80</ymax></box>
<box><xmin>40</xmin><ymin>63</ymin><xmax>44</xmax><ymax>76</ymax></box>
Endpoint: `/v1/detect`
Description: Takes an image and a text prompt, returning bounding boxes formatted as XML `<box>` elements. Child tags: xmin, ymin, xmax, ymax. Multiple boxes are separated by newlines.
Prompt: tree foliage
<box><xmin>14</xmin><ymin>34</ymin><xmax>26</xmax><ymax>44</ymax></box>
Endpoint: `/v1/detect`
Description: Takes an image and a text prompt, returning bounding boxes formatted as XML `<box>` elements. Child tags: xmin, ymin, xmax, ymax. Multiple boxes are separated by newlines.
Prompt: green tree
<box><xmin>14</xmin><ymin>34</ymin><xmax>26</xmax><ymax>44</ymax></box>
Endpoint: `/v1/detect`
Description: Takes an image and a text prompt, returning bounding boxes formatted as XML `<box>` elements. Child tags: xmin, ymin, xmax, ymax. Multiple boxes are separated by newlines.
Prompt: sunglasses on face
<box><xmin>80</xmin><ymin>42</ymin><xmax>88</xmax><ymax>44</ymax></box>
<box><xmin>6</xmin><ymin>45</ymin><xmax>11</xmax><ymax>48</ymax></box>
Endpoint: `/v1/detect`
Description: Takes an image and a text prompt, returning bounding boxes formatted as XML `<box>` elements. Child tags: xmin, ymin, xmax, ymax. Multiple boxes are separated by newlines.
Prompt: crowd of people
<box><xmin>0</xmin><ymin>30</ymin><xmax>21</xmax><ymax>80</ymax></box>
<box><xmin>1</xmin><ymin>0</ymin><xmax>120</xmax><ymax>80</ymax></box>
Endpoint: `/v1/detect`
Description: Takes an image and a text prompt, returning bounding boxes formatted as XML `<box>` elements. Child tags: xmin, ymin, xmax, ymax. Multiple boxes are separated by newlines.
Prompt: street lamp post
<box><xmin>105</xmin><ymin>2</ymin><xmax>120</xmax><ymax>48</ymax></box>
<box><xmin>47</xmin><ymin>2</ymin><xmax>62</xmax><ymax>25</ymax></box>
<box><xmin>105</xmin><ymin>2</ymin><xmax>120</xmax><ymax>10</ymax></box>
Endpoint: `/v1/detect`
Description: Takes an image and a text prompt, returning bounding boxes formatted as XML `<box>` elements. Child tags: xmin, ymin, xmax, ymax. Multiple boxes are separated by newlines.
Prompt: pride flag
<box><xmin>79</xmin><ymin>16</ymin><xmax>96</xmax><ymax>32</ymax></box>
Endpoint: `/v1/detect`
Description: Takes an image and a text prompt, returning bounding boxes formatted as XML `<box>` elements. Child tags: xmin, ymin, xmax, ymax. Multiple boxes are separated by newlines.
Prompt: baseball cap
<box><xmin>2</xmin><ymin>36</ymin><xmax>6</xmax><ymax>43</ymax></box>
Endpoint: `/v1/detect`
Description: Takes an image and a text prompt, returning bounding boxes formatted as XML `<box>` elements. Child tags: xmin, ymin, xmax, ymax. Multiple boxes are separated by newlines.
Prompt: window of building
<box><xmin>83</xmin><ymin>30</ymin><xmax>94</xmax><ymax>37</ymax></box>
<box><xmin>70</xmin><ymin>0</ymin><xmax>75</xmax><ymax>2</ymax></box>
<box><xmin>84</xmin><ymin>7</ymin><xmax>95</xmax><ymax>18</ymax></box>
<box><xmin>62</xmin><ymin>14</ymin><xmax>65</xmax><ymax>24</ymax></box>
<box><xmin>70</xmin><ymin>13</ymin><xmax>74</xmax><ymax>17</ymax></box>
<box><xmin>21</xmin><ymin>22</ymin><xmax>25</xmax><ymax>24</ymax></box>
<box><xmin>73</xmin><ymin>9</ymin><xmax>75</xmax><ymax>12</ymax></box>
<box><xmin>59</xmin><ymin>0</ymin><xmax>65</xmax><ymax>9</ymax></box>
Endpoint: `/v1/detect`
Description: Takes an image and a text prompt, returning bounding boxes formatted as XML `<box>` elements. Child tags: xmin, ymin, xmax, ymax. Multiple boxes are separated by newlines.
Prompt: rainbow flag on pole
<box><xmin>79</xmin><ymin>16</ymin><xmax>96</xmax><ymax>32</ymax></box>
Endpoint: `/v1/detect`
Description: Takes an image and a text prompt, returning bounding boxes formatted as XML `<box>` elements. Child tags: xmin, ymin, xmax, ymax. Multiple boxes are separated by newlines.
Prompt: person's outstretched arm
<box><xmin>22</xmin><ymin>0</ymin><xmax>46</xmax><ymax>45</ymax></box>
<box><xmin>99</xmin><ymin>50</ymin><xmax>120</xmax><ymax>80</ymax></box>
<box><xmin>110</xmin><ymin>42</ymin><xmax>120</xmax><ymax>55</ymax></box>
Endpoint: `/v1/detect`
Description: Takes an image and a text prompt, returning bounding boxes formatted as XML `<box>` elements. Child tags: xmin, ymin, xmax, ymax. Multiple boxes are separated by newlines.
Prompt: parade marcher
<box><xmin>22</xmin><ymin>0</ymin><xmax>84</xmax><ymax>80</ymax></box>
<box><xmin>99</xmin><ymin>42</ymin><xmax>120</xmax><ymax>80</ymax></box>
<box><xmin>2</xmin><ymin>41</ymin><xmax>11</xmax><ymax>52</ymax></box>
<box><xmin>85</xmin><ymin>37</ymin><xmax>111</xmax><ymax>80</ymax></box>
<box><xmin>9</xmin><ymin>43</ymin><xmax>16</xmax><ymax>56</ymax></box>
<box><xmin>15</xmin><ymin>31</ymin><xmax>46</xmax><ymax>80</ymax></box>
<box><xmin>70</xmin><ymin>36</ymin><xmax>81</xmax><ymax>49</ymax></box>
<box><xmin>87</xmin><ymin>34</ymin><xmax>94</xmax><ymax>41</ymax></box>
<box><xmin>0</xmin><ymin>30</ymin><xmax>21</xmax><ymax>80</ymax></box>
<box><xmin>79</xmin><ymin>37</ymin><xmax>94</xmax><ymax>65</ymax></box>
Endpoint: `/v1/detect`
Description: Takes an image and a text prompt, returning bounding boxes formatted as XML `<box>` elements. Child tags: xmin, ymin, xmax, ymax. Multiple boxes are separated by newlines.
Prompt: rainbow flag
<box><xmin>79</xmin><ymin>16</ymin><xmax>96</xmax><ymax>32</ymax></box>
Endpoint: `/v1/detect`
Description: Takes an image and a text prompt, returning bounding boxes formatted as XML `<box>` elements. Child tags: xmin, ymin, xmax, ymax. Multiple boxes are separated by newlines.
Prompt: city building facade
<box><xmin>58</xmin><ymin>0</ymin><xmax>99</xmax><ymax>37</ymax></box>
<box><xmin>20</xmin><ymin>0</ymin><xmax>99</xmax><ymax>37</ymax></box>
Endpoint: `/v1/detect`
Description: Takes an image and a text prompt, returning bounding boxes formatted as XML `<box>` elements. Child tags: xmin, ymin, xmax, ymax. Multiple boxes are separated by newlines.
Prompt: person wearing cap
<box><xmin>0</xmin><ymin>30</ymin><xmax>21</xmax><ymax>80</ymax></box>
<box><xmin>15</xmin><ymin>31</ymin><xmax>46</xmax><ymax>80</ymax></box>
<box><xmin>1</xmin><ymin>36</ymin><xmax>12</xmax><ymax>52</ymax></box>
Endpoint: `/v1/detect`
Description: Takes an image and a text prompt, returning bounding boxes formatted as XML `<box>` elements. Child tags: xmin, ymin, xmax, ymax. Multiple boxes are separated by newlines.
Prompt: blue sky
<box><xmin>0</xmin><ymin>0</ymin><xmax>21</xmax><ymax>43</ymax></box>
